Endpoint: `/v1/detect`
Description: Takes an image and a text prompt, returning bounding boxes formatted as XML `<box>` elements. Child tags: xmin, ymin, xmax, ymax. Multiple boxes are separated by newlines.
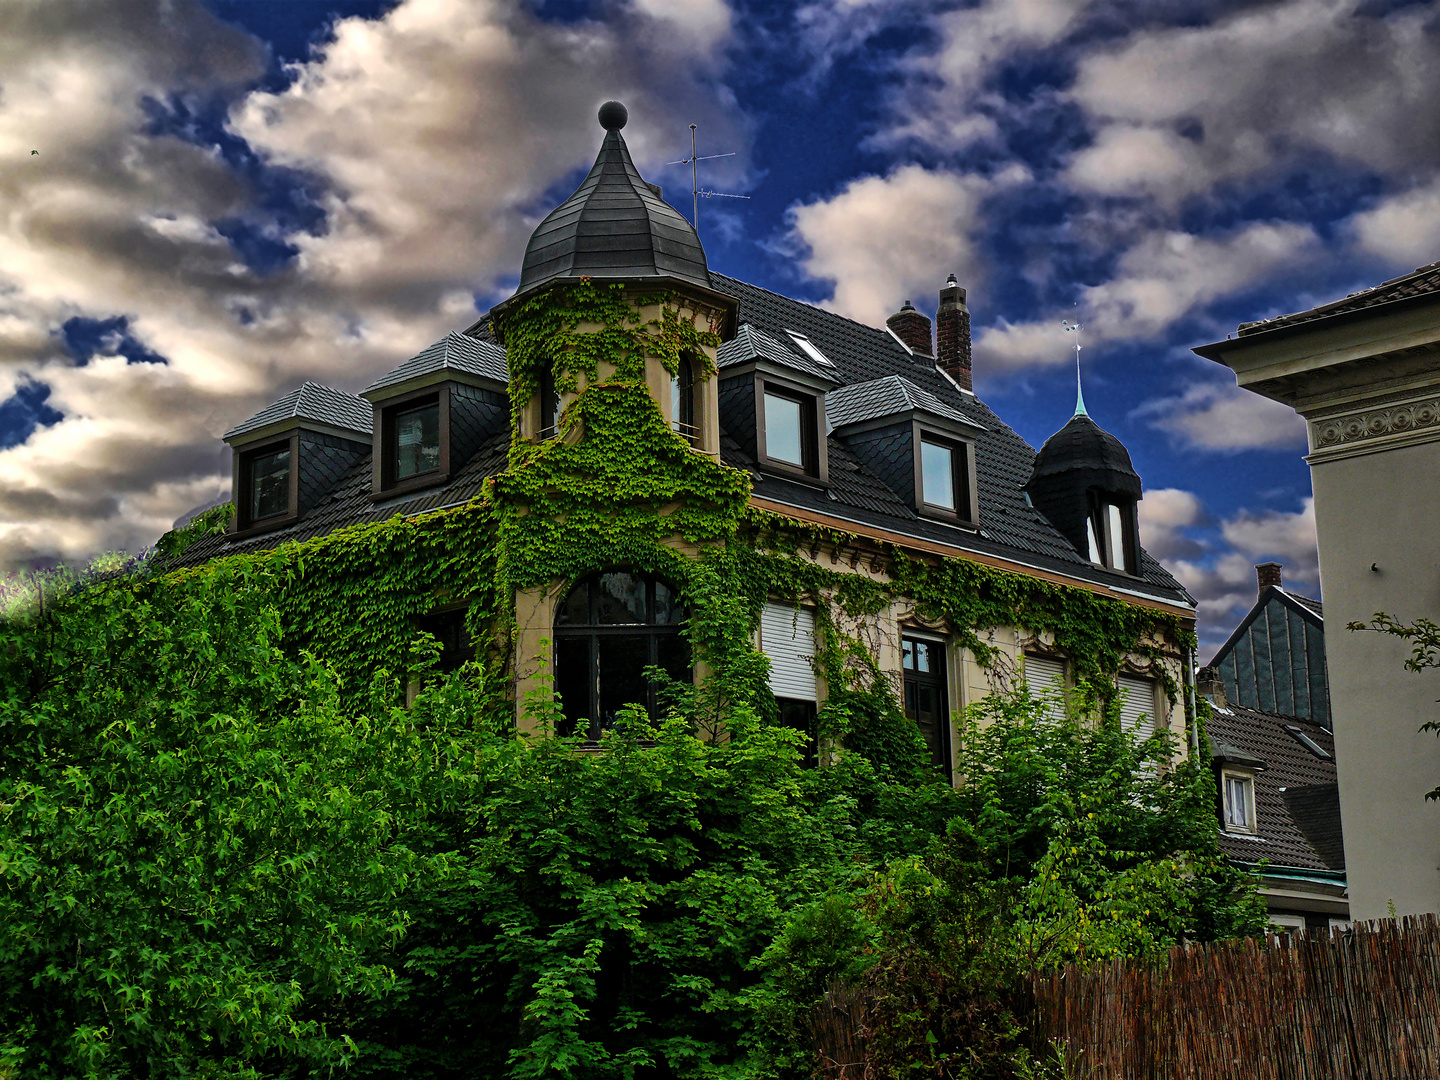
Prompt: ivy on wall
<box><xmin>157</xmin><ymin>280</ymin><xmax>1193</xmax><ymax>772</ymax></box>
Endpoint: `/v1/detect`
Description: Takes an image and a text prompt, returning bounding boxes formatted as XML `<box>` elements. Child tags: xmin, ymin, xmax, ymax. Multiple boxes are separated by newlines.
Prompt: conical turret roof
<box><xmin>1029</xmin><ymin>412</ymin><xmax>1141</xmax><ymax>493</ymax></box>
<box><xmin>517</xmin><ymin>103</ymin><xmax>712</xmax><ymax>295</ymax></box>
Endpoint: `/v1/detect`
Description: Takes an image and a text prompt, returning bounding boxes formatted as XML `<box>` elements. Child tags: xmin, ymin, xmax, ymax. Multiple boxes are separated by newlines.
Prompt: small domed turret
<box><xmin>1027</xmin><ymin>413</ymin><xmax>1143</xmax><ymax>574</ymax></box>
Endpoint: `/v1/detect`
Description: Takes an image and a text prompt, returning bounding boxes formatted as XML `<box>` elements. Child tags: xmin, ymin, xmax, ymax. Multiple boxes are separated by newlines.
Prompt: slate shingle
<box><xmin>223</xmin><ymin>381</ymin><xmax>371</xmax><ymax>441</ymax></box>
<box><xmin>361</xmin><ymin>332</ymin><xmax>508</xmax><ymax>395</ymax></box>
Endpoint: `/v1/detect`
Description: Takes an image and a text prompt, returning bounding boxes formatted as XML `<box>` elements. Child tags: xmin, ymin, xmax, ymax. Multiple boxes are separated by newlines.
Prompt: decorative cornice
<box><xmin>1309</xmin><ymin>393</ymin><xmax>1440</xmax><ymax>460</ymax></box>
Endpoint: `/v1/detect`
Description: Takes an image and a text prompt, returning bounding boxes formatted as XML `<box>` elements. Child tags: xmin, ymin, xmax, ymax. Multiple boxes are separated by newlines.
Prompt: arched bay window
<box><xmin>553</xmin><ymin>570</ymin><xmax>690</xmax><ymax>739</ymax></box>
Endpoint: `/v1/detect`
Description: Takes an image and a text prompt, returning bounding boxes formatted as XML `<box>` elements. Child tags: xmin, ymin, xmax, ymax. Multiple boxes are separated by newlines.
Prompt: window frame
<box><xmin>552</xmin><ymin>571</ymin><xmax>690</xmax><ymax>742</ymax></box>
<box><xmin>373</xmin><ymin>385</ymin><xmax>452</xmax><ymax>499</ymax></box>
<box><xmin>1222</xmin><ymin>769</ymin><xmax>1258</xmax><ymax>835</ymax></box>
<box><xmin>913</xmin><ymin>426</ymin><xmax>977</xmax><ymax>524</ymax></box>
<box><xmin>756</xmin><ymin>378</ymin><xmax>827</xmax><ymax>483</ymax></box>
<box><xmin>901</xmin><ymin>632</ymin><xmax>951</xmax><ymax>783</ymax></box>
<box><xmin>233</xmin><ymin>432</ymin><xmax>300</xmax><ymax>536</ymax></box>
<box><xmin>670</xmin><ymin>352</ymin><xmax>699</xmax><ymax>447</ymax></box>
<box><xmin>1087</xmin><ymin>492</ymin><xmax>1139</xmax><ymax>575</ymax></box>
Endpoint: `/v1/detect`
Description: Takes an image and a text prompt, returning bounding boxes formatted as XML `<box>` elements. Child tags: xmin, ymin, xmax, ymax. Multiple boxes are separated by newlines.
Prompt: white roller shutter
<box><xmin>1116</xmin><ymin>676</ymin><xmax>1158</xmax><ymax>741</ymax></box>
<box><xmin>761</xmin><ymin>602</ymin><xmax>817</xmax><ymax>701</ymax></box>
<box><xmin>1024</xmin><ymin>654</ymin><xmax>1067</xmax><ymax>719</ymax></box>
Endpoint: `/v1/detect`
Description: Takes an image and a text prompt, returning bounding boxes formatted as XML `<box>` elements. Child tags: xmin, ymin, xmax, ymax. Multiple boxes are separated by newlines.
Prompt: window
<box><xmin>416</xmin><ymin>608</ymin><xmax>472</xmax><ymax>674</ymax></box>
<box><xmin>762</xmin><ymin>603</ymin><xmax>819</xmax><ymax>768</ymax></box>
<box><xmin>1024</xmin><ymin>653</ymin><xmax>1068</xmax><ymax>720</ymax></box>
<box><xmin>553</xmin><ymin>571</ymin><xmax>689</xmax><ymax>740</ymax></box>
<box><xmin>920</xmin><ymin>440</ymin><xmax>956</xmax><ymax>511</ymax></box>
<box><xmin>1223</xmin><ymin>771</ymin><xmax>1256</xmax><ymax>833</ymax></box>
<box><xmin>1088</xmin><ymin>495</ymin><xmax>1136</xmax><ymax>574</ymax></box>
<box><xmin>376</xmin><ymin>388</ymin><xmax>451</xmax><ymax>495</ymax></box>
<box><xmin>539</xmin><ymin>361</ymin><xmax>560</xmax><ymax>439</ymax></box>
<box><xmin>235</xmin><ymin>436</ymin><xmax>297</xmax><ymax>532</ymax></box>
<box><xmin>903</xmin><ymin>636</ymin><xmax>950</xmax><ymax>781</ymax></box>
<box><xmin>761</xmin><ymin>384</ymin><xmax>819</xmax><ymax>475</ymax></box>
<box><xmin>1284</xmin><ymin>724</ymin><xmax>1331</xmax><ymax>759</ymax></box>
<box><xmin>671</xmin><ymin>353</ymin><xmax>697</xmax><ymax>446</ymax></box>
<box><xmin>783</xmin><ymin>330</ymin><xmax>836</xmax><ymax>369</ymax></box>
<box><xmin>776</xmin><ymin>697</ymin><xmax>819</xmax><ymax>768</ymax></box>
<box><xmin>248</xmin><ymin>444</ymin><xmax>291</xmax><ymax>521</ymax></box>
<box><xmin>394</xmin><ymin>401</ymin><xmax>441</xmax><ymax>479</ymax></box>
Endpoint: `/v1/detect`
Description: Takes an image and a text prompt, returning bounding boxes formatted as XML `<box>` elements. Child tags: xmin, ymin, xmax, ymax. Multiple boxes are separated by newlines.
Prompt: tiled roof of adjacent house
<box><xmin>361</xmin><ymin>332</ymin><xmax>507</xmax><ymax>395</ymax></box>
<box><xmin>1207</xmin><ymin>701</ymin><xmax>1343</xmax><ymax>874</ymax></box>
<box><xmin>1238</xmin><ymin>260</ymin><xmax>1440</xmax><ymax>336</ymax></box>
<box><xmin>825</xmin><ymin>374</ymin><xmax>983</xmax><ymax>432</ymax></box>
<box><xmin>222</xmin><ymin>381</ymin><xmax>372</xmax><ymax>442</ymax></box>
<box><xmin>191</xmin><ymin>275</ymin><xmax>1193</xmax><ymax>608</ymax></box>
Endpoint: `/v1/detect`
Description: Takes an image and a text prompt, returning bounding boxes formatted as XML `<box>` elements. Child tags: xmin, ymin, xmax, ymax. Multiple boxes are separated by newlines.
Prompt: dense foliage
<box><xmin>0</xmin><ymin>280</ymin><xmax>1264</xmax><ymax>1076</ymax></box>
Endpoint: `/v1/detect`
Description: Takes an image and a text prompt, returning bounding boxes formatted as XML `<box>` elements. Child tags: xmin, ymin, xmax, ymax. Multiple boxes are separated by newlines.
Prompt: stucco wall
<box><xmin>1311</xmin><ymin>437</ymin><xmax>1440</xmax><ymax>919</ymax></box>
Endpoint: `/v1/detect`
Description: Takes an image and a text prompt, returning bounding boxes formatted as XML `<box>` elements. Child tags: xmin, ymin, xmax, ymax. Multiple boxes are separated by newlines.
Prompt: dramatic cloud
<box><xmin>975</xmin><ymin>222</ymin><xmax>1319</xmax><ymax>372</ymax></box>
<box><xmin>1137</xmin><ymin>487</ymin><xmax>1206</xmax><ymax>562</ymax></box>
<box><xmin>1351</xmin><ymin>179</ymin><xmax>1440</xmax><ymax>269</ymax></box>
<box><xmin>785</xmin><ymin>164</ymin><xmax>1024</xmax><ymax>327</ymax></box>
<box><xmin>0</xmin><ymin>0</ymin><xmax>740</xmax><ymax>572</ymax></box>
<box><xmin>1066</xmin><ymin>0</ymin><xmax>1440</xmax><ymax>203</ymax></box>
<box><xmin>1133</xmin><ymin>380</ymin><xmax>1308</xmax><ymax>453</ymax></box>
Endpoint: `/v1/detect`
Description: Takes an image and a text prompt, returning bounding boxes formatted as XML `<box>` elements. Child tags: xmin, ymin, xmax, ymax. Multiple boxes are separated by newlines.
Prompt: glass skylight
<box><xmin>784</xmin><ymin>330</ymin><xmax>835</xmax><ymax>368</ymax></box>
<box><xmin>1284</xmin><ymin>725</ymin><xmax>1331</xmax><ymax>759</ymax></box>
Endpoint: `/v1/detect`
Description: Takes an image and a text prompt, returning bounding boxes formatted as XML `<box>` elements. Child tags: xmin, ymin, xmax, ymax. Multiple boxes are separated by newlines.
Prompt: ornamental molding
<box><xmin>1309</xmin><ymin>393</ymin><xmax>1440</xmax><ymax>458</ymax></box>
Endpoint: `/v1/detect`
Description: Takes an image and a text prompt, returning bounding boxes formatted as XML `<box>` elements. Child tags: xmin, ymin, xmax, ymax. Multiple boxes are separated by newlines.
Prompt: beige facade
<box><xmin>1198</xmin><ymin>284</ymin><xmax>1440</xmax><ymax>919</ymax></box>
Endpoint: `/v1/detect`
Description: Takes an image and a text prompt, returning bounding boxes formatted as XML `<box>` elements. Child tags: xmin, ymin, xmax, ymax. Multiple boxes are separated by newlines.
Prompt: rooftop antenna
<box><xmin>667</xmin><ymin>124</ymin><xmax>749</xmax><ymax>236</ymax></box>
<box><xmin>1062</xmin><ymin>319</ymin><xmax>1087</xmax><ymax>416</ymax></box>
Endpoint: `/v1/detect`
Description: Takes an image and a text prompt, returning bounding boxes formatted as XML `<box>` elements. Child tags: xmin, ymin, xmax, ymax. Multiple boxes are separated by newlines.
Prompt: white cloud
<box><xmin>0</xmin><ymin>0</ymin><xmax>743</xmax><ymax>572</ymax></box>
<box><xmin>1133</xmin><ymin>380</ymin><xmax>1308</xmax><ymax>453</ymax></box>
<box><xmin>1350</xmin><ymin>179</ymin><xmax>1440</xmax><ymax>269</ymax></box>
<box><xmin>785</xmin><ymin>164</ymin><xmax>1023</xmax><ymax>327</ymax></box>
<box><xmin>1066</xmin><ymin>0</ymin><xmax>1440</xmax><ymax>202</ymax></box>
<box><xmin>1137</xmin><ymin>486</ymin><xmax>1205</xmax><ymax>562</ymax></box>
<box><xmin>974</xmin><ymin>221</ymin><xmax>1320</xmax><ymax>372</ymax></box>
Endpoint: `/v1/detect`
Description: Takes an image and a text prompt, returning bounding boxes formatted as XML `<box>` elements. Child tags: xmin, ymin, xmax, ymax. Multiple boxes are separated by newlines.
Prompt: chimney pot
<box><xmin>1256</xmin><ymin>562</ymin><xmax>1282</xmax><ymax>593</ymax></box>
<box><xmin>936</xmin><ymin>274</ymin><xmax>972</xmax><ymax>390</ymax></box>
<box><xmin>887</xmin><ymin>300</ymin><xmax>933</xmax><ymax>356</ymax></box>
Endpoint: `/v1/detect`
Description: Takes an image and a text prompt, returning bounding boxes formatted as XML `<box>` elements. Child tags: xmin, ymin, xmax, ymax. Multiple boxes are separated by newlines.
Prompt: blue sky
<box><xmin>1</xmin><ymin>0</ymin><xmax>1437</xmax><ymax>652</ymax></box>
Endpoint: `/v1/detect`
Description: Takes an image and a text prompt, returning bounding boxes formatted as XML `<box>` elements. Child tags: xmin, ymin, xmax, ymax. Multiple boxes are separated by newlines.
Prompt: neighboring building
<box><xmin>1210</xmin><ymin>562</ymin><xmax>1330</xmax><ymax>728</ymax></box>
<box><xmin>1196</xmin><ymin>260</ymin><xmax>1440</xmax><ymax>920</ymax></box>
<box><xmin>180</xmin><ymin>103</ymin><xmax>1199</xmax><ymax>778</ymax></box>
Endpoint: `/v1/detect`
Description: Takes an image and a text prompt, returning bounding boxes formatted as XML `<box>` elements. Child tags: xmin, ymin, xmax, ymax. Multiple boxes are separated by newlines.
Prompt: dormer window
<box><xmin>247</xmin><ymin>442</ymin><xmax>292</xmax><ymax>522</ymax></box>
<box><xmin>394</xmin><ymin>400</ymin><xmax>441</xmax><ymax>479</ymax></box>
<box><xmin>918</xmin><ymin>435</ymin><xmax>973</xmax><ymax>521</ymax></box>
<box><xmin>761</xmin><ymin>384</ymin><xmax>820</xmax><ymax>476</ymax></box>
<box><xmin>1087</xmin><ymin>495</ymin><xmax>1136</xmax><ymax>574</ymax></box>
<box><xmin>1223</xmin><ymin>770</ymin><xmax>1257</xmax><ymax>834</ymax></box>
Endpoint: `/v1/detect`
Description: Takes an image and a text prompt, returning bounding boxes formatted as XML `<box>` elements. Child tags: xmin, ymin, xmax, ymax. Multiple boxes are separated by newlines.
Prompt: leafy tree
<box><xmin>0</xmin><ymin>563</ymin><xmax>452</xmax><ymax>1078</ymax></box>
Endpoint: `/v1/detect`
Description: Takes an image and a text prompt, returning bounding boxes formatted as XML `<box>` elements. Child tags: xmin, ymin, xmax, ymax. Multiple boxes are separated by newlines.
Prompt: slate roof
<box><xmin>1029</xmin><ymin>413</ymin><xmax>1141</xmax><ymax>490</ymax></box>
<box><xmin>179</xmin><ymin>431</ymin><xmax>510</xmax><ymax>565</ymax></box>
<box><xmin>825</xmin><ymin>374</ymin><xmax>983</xmax><ymax>432</ymax></box>
<box><xmin>223</xmin><ymin>381</ymin><xmax>371</xmax><ymax>442</ymax></box>
<box><xmin>1206</xmin><ymin>701</ymin><xmax>1344</xmax><ymax>874</ymax></box>
<box><xmin>1238</xmin><ymin>259</ymin><xmax>1440</xmax><ymax>336</ymax></box>
<box><xmin>361</xmin><ymin>331</ymin><xmax>507</xmax><ymax>396</ymax></box>
<box><xmin>718</xmin><ymin>323</ymin><xmax>841</xmax><ymax>384</ymax></box>
<box><xmin>516</xmin><ymin>126</ymin><xmax>711</xmax><ymax>295</ymax></box>
<box><xmin>195</xmin><ymin>274</ymin><xmax>1192</xmax><ymax>608</ymax></box>
<box><xmin>709</xmin><ymin>274</ymin><xmax>1191</xmax><ymax>603</ymax></box>
<box><xmin>1285</xmin><ymin>590</ymin><xmax>1323</xmax><ymax>619</ymax></box>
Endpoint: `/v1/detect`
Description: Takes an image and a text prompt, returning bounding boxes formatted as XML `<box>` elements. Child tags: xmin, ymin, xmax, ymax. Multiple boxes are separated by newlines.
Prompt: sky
<box><xmin>1</xmin><ymin>0</ymin><xmax>1437</xmax><ymax>655</ymax></box>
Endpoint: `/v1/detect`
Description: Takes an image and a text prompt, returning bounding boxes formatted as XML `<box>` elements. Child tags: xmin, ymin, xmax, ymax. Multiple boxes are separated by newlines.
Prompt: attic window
<box><xmin>395</xmin><ymin>402</ymin><xmax>441</xmax><ymax>479</ymax></box>
<box><xmin>916</xmin><ymin>433</ymin><xmax>974</xmax><ymax>522</ymax></box>
<box><xmin>784</xmin><ymin>330</ymin><xmax>836</xmax><ymax>368</ymax></box>
<box><xmin>1284</xmin><ymin>724</ymin><xmax>1331</xmax><ymax>759</ymax></box>
<box><xmin>234</xmin><ymin>434</ymin><xmax>298</xmax><ymax>534</ymax></box>
<box><xmin>375</xmin><ymin>386</ymin><xmax>453</xmax><ymax>497</ymax></box>
<box><xmin>761</xmin><ymin>383</ymin><xmax>821</xmax><ymax>478</ymax></box>
<box><xmin>1223</xmin><ymin>770</ymin><xmax>1257</xmax><ymax>834</ymax></box>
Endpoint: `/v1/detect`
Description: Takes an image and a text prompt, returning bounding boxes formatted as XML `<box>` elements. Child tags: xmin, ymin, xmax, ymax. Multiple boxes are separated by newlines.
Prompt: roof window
<box><xmin>1284</xmin><ymin>724</ymin><xmax>1331</xmax><ymax>759</ymax></box>
<box><xmin>784</xmin><ymin>330</ymin><xmax>836</xmax><ymax>368</ymax></box>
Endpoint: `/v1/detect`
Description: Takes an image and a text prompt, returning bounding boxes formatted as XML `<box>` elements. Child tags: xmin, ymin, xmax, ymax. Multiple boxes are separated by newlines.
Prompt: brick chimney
<box><xmin>936</xmin><ymin>274</ymin><xmax>972</xmax><ymax>390</ymax></box>
<box><xmin>1196</xmin><ymin>665</ymin><xmax>1228</xmax><ymax>709</ymax></box>
<box><xmin>887</xmin><ymin>300</ymin><xmax>932</xmax><ymax>356</ymax></box>
<box><xmin>1256</xmin><ymin>562</ymin><xmax>1282</xmax><ymax>594</ymax></box>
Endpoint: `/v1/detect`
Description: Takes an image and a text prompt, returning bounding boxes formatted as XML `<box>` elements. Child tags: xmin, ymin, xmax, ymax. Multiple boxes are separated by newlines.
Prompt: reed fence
<box><xmin>809</xmin><ymin>915</ymin><xmax>1440</xmax><ymax>1079</ymax></box>
<box><xmin>1026</xmin><ymin>914</ymin><xmax>1440</xmax><ymax>1079</ymax></box>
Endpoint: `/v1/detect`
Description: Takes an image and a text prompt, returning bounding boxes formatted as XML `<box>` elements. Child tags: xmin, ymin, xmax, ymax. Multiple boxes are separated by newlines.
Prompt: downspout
<box><xmin>1184</xmin><ymin>643</ymin><xmax>1200</xmax><ymax>758</ymax></box>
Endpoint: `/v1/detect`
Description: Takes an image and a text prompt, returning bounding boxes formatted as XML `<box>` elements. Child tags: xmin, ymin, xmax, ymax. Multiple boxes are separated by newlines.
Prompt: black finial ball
<box><xmin>598</xmin><ymin>100</ymin><xmax>628</xmax><ymax>131</ymax></box>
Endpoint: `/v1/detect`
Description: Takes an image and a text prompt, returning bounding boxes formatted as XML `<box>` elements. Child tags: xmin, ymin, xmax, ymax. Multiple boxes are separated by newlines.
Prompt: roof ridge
<box><xmin>711</xmin><ymin>272</ymin><xmax>910</xmax><ymax>345</ymax></box>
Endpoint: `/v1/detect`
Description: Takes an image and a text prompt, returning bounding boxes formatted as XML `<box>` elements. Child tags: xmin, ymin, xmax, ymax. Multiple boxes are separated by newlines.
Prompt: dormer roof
<box><xmin>718</xmin><ymin>323</ymin><xmax>841</xmax><ymax>385</ymax></box>
<box><xmin>223</xmin><ymin>381</ymin><xmax>371</xmax><ymax>445</ymax></box>
<box><xmin>826</xmin><ymin>374</ymin><xmax>983</xmax><ymax>433</ymax></box>
<box><xmin>515</xmin><ymin>106</ymin><xmax>711</xmax><ymax>298</ymax></box>
<box><xmin>361</xmin><ymin>331</ymin><xmax>508</xmax><ymax>399</ymax></box>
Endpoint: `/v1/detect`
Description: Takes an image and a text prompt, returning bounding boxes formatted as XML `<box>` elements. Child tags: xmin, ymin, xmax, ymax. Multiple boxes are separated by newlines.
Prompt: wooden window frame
<box><xmin>232</xmin><ymin>432</ymin><xmax>300</xmax><ymax>537</ymax></box>
<box><xmin>372</xmin><ymin>385</ymin><xmax>451</xmax><ymax>499</ymax></box>
<box><xmin>902</xmin><ymin>631</ymin><xmax>951</xmax><ymax>782</ymax></box>
<box><xmin>1221</xmin><ymin>769</ymin><xmax>1258</xmax><ymax>835</ymax></box>
<box><xmin>756</xmin><ymin>378</ymin><xmax>827</xmax><ymax>484</ymax></box>
<box><xmin>913</xmin><ymin>426</ymin><xmax>978</xmax><ymax>526</ymax></box>
<box><xmin>1086</xmin><ymin>492</ymin><xmax>1140</xmax><ymax>576</ymax></box>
